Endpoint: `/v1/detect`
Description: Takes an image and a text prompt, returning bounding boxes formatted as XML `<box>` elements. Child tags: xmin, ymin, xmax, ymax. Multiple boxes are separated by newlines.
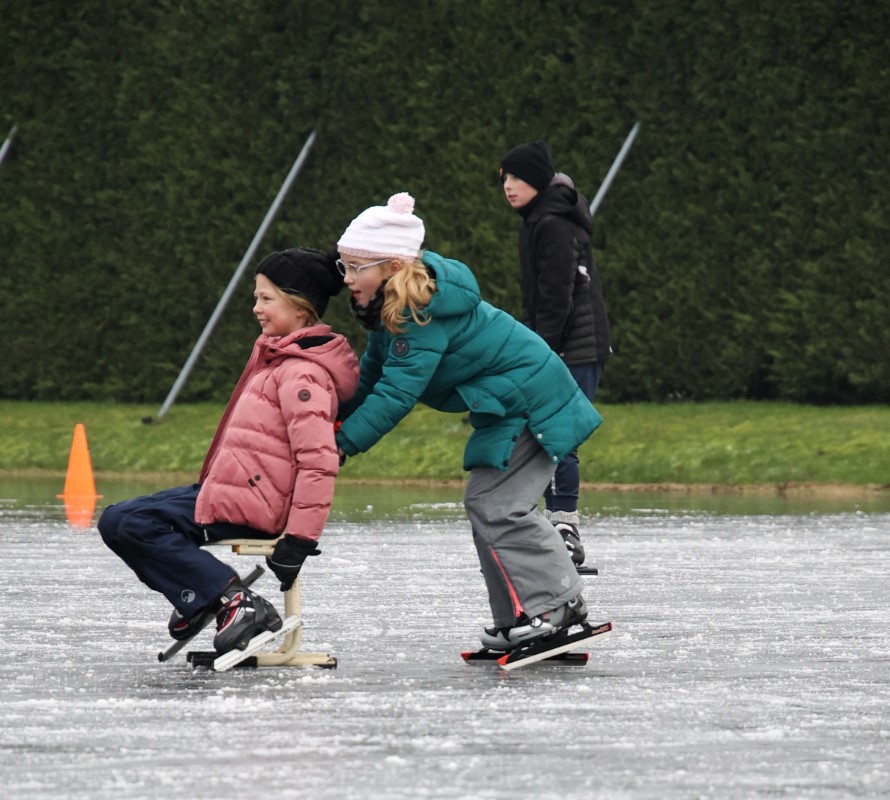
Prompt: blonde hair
<box><xmin>277</xmin><ymin>286</ymin><xmax>321</xmax><ymax>326</ymax></box>
<box><xmin>382</xmin><ymin>256</ymin><xmax>436</xmax><ymax>334</ymax></box>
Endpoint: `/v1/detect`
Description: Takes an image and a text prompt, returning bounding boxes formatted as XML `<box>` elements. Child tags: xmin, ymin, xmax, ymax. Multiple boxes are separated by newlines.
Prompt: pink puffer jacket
<box><xmin>194</xmin><ymin>324</ymin><xmax>359</xmax><ymax>540</ymax></box>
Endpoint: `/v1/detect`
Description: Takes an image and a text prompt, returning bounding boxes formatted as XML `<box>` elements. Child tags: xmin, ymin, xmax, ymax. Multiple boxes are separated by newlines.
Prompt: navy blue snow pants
<box><xmin>98</xmin><ymin>484</ymin><xmax>277</xmax><ymax>617</ymax></box>
<box><xmin>544</xmin><ymin>361</ymin><xmax>604</xmax><ymax>513</ymax></box>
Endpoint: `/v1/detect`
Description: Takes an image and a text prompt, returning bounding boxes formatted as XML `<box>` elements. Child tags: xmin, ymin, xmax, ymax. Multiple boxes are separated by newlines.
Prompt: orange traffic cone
<box><xmin>57</xmin><ymin>423</ymin><xmax>101</xmax><ymax>528</ymax></box>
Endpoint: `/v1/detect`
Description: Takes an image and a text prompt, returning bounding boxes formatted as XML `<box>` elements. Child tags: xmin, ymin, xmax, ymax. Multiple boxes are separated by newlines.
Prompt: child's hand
<box><xmin>266</xmin><ymin>535</ymin><xmax>321</xmax><ymax>591</ymax></box>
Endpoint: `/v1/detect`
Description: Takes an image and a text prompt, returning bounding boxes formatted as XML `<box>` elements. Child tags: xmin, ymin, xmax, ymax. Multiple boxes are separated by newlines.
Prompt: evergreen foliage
<box><xmin>1</xmin><ymin>0</ymin><xmax>887</xmax><ymax>404</ymax></box>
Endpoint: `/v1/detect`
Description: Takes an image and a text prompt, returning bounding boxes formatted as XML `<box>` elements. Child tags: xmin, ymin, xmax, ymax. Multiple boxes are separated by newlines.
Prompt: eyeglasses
<box><xmin>335</xmin><ymin>257</ymin><xmax>389</xmax><ymax>277</ymax></box>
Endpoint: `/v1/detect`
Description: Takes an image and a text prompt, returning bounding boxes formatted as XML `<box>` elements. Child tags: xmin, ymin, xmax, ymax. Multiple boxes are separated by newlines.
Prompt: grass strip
<box><xmin>1</xmin><ymin>400</ymin><xmax>887</xmax><ymax>489</ymax></box>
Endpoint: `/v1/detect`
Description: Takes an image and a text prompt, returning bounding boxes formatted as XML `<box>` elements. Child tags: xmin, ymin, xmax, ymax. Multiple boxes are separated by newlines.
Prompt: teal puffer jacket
<box><xmin>336</xmin><ymin>252</ymin><xmax>603</xmax><ymax>470</ymax></box>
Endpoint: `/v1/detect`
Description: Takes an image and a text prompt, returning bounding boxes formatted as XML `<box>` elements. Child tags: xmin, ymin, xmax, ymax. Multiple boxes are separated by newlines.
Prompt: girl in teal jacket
<box><xmin>335</xmin><ymin>193</ymin><xmax>603</xmax><ymax>651</ymax></box>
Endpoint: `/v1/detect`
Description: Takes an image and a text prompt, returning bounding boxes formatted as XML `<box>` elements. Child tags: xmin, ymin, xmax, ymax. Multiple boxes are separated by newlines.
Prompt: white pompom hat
<box><xmin>337</xmin><ymin>192</ymin><xmax>425</xmax><ymax>260</ymax></box>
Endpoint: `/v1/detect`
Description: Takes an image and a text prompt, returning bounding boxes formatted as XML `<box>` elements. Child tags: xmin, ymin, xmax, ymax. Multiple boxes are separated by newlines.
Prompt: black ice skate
<box><xmin>213</xmin><ymin>581</ymin><xmax>282</xmax><ymax>654</ymax></box>
<box><xmin>494</xmin><ymin>620</ymin><xmax>612</xmax><ymax>670</ymax></box>
<box><xmin>554</xmin><ymin>522</ymin><xmax>585</xmax><ymax>565</ymax></box>
<box><xmin>479</xmin><ymin>594</ymin><xmax>588</xmax><ymax>651</ymax></box>
<box><xmin>553</xmin><ymin>522</ymin><xmax>598</xmax><ymax>575</ymax></box>
<box><xmin>158</xmin><ymin>566</ymin><xmax>265</xmax><ymax>663</ymax></box>
<box><xmin>465</xmin><ymin>617</ymin><xmax>613</xmax><ymax>670</ymax></box>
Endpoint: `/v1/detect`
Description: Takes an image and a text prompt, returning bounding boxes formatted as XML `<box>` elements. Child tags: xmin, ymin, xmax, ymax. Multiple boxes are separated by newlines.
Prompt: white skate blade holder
<box><xmin>186</xmin><ymin>537</ymin><xmax>336</xmax><ymax>669</ymax></box>
<box><xmin>214</xmin><ymin>615</ymin><xmax>303</xmax><ymax>672</ymax></box>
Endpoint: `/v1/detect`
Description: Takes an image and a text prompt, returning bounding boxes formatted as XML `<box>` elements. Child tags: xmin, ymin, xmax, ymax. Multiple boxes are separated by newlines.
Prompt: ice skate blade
<box><xmin>577</xmin><ymin>565</ymin><xmax>598</xmax><ymax>576</ymax></box>
<box><xmin>462</xmin><ymin>648</ymin><xmax>590</xmax><ymax>665</ymax></box>
<box><xmin>461</xmin><ymin>621</ymin><xmax>612</xmax><ymax>670</ymax></box>
<box><xmin>499</xmin><ymin>621</ymin><xmax>612</xmax><ymax>671</ymax></box>
<box><xmin>212</xmin><ymin>615</ymin><xmax>302</xmax><ymax>672</ymax></box>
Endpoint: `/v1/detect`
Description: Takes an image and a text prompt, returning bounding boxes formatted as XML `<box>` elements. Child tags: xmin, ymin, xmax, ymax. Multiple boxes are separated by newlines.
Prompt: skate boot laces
<box><xmin>215</xmin><ymin>590</ymin><xmax>252</xmax><ymax>634</ymax></box>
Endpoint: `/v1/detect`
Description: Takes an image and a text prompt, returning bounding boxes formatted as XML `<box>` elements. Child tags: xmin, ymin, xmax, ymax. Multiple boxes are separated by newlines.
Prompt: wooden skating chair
<box><xmin>190</xmin><ymin>538</ymin><xmax>336</xmax><ymax>669</ymax></box>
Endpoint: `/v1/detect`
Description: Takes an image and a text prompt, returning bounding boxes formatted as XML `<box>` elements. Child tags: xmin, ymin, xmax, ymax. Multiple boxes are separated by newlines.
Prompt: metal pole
<box><xmin>588</xmin><ymin>122</ymin><xmax>640</xmax><ymax>218</ymax></box>
<box><xmin>0</xmin><ymin>124</ymin><xmax>18</xmax><ymax>168</ymax></box>
<box><xmin>153</xmin><ymin>129</ymin><xmax>317</xmax><ymax>422</ymax></box>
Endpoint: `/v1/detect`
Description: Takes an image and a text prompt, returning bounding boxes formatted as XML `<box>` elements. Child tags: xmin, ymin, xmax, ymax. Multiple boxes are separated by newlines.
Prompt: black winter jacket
<box><xmin>516</xmin><ymin>177</ymin><xmax>612</xmax><ymax>365</ymax></box>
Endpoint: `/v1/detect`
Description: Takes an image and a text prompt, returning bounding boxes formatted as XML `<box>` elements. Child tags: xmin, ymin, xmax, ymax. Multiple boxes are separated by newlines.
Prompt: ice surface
<box><xmin>1</xmin><ymin>493</ymin><xmax>888</xmax><ymax>799</ymax></box>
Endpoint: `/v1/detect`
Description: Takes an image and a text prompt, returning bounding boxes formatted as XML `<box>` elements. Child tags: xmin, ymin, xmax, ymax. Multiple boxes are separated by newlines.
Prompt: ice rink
<box><xmin>1</xmin><ymin>487</ymin><xmax>888</xmax><ymax>799</ymax></box>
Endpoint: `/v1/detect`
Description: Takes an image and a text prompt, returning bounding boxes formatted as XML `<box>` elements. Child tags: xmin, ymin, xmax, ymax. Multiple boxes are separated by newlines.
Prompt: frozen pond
<box><xmin>1</xmin><ymin>480</ymin><xmax>888</xmax><ymax>799</ymax></box>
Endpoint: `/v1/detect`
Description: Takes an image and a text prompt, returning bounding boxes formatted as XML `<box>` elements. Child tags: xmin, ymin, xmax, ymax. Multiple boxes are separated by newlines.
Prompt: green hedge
<box><xmin>1</xmin><ymin>0</ymin><xmax>887</xmax><ymax>404</ymax></box>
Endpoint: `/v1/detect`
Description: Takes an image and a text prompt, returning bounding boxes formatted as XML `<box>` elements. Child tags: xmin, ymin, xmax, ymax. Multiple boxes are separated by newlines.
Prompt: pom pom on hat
<box><xmin>254</xmin><ymin>247</ymin><xmax>344</xmax><ymax>317</ymax></box>
<box><xmin>337</xmin><ymin>192</ymin><xmax>425</xmax><ymax>260</ymax></box>
<box><xmin>499</xmin><ymin>140</ymin><xmax>555</xmax><ymax>192</ymax></box>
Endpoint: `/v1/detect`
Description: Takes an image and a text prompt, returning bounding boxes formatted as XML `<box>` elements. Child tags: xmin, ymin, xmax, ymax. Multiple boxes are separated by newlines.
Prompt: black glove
<box><xmin>266</xmin><ymin>535</ymin><xmax>321</xmax><ymax>591</ymax></box>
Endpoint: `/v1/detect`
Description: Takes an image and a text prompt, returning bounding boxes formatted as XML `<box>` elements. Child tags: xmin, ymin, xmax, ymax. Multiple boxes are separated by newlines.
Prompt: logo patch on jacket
<box><xmin>298</xmin><ymin>389</ymin><xmax>311</xmax><ymax>401</ymax></box>
<box><xmin>392</xmin><ymin>339</ymin><xmax>409</xmax><ymax>357</ymax></box>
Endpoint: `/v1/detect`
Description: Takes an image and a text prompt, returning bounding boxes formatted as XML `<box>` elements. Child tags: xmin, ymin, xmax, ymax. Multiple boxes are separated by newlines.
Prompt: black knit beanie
<box><xmin>254</xmin><ymin>247</ymin><xmax>344</xmax><ymax>317</ymax></box>
<box><xmin>499</xmin><ymin>140</ymin><xmax>555</xmax><ymax>192</ymax></box>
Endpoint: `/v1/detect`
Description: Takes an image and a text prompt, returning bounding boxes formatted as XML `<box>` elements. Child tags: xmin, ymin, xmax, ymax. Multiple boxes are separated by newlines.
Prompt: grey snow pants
<box><xmin>464</xmin><ymin>428</ymin><xmax>584</xmax><ymax>628</ymax></box>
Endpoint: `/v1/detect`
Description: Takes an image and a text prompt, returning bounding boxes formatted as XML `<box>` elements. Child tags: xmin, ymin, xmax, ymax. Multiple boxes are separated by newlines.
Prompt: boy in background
<box><xmin>499</xmin><ymin>140</ymin><xmax>612</xmax><ymax>569</ymax></box>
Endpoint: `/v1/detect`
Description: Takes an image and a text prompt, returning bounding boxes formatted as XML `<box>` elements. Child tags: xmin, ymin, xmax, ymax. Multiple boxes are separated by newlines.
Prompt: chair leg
<box><xmin>253</xmin><ymin>577</ymin><xmax>336</xmax><ymax>668</ymax></box>
<box><xmin>275</xmin><ymin>579</ymin><xmax>303</xmax><ymax>654</ymax></box>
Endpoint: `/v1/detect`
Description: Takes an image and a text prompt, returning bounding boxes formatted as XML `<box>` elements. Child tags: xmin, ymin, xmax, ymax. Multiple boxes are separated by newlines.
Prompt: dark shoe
<box><xmin>212</xmin><ymin>582</ymin><xmax>282</xmax><ymax>654</ymax></box>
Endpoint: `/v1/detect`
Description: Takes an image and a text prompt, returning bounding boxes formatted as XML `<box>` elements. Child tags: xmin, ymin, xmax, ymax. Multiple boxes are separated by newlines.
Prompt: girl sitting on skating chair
<box><xmin>99</xmin><ymin>249</ymin><xmax>359</xmax><ymax>655</ymax></box>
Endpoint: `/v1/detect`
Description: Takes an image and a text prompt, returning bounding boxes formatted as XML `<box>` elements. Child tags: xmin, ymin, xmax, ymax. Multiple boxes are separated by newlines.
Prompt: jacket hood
<box><xmin>526</xmin><ymin>178</ymin><xmax>592</xmax><ymax>234</ymax></box>
<box><xmin>421</xmin><ymin>251</ymin><xmax>481</xmax><ymax>319</ymax></box>
<box><xmin>260</xmin><ymin>324</ymin><xmax>359</xmax><ymax>403</ymax></box>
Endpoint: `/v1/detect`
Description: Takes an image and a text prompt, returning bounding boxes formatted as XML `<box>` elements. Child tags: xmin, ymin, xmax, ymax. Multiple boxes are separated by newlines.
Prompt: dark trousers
<box><xmin>98</xmin><ymin>484</ymin><xmax>276</xmax><ymax>616</ymax></box>
<box><xmin>544</xmin><ymin>361</ymin><xmax>604</xmax><ymax>513</ymax></box>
